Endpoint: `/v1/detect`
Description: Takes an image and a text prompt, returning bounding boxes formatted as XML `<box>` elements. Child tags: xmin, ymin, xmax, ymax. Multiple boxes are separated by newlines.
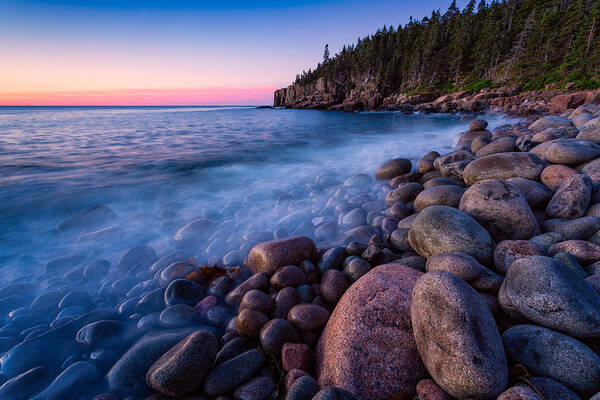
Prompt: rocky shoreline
<box><xmin>2</xmin><ymin>104</ymin><xmax>600</xmax><ymax>400</ymax></box>
<box><xmin>274</xmin><ymin>80</ymin><xmax>600</xmax><ymax>117</ymax></box>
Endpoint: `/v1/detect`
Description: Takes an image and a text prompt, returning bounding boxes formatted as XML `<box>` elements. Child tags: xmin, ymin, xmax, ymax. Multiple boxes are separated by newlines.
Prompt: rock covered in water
<box><xmin>54</xmin><ymin>205</ymin><xmax>118</xmax><ymax>234</ymax></box>
<box><xmin>316</xmin><ymin>264</ymin><xmax>427</xmax><ymax>400</ymax></box>
<box><xmin>411</xmin><ymin>270</ymin><xmax>508</xmax><ymax>400</ymax></box>
<box><xmin>247</xmin><ymin>236</ymin><xmax>317</xmax><ymax>275</ymax></box>
<box><xmin>408</xmin><ymin>205</ymin><xmax>494</xmax><ymax>264</ymax></box>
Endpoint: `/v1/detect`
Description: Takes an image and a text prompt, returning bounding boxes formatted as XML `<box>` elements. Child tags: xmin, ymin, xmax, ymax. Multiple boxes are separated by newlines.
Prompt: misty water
<box><xmin>0</xmin><ymin>106</ymin><xmax>515</xmax><ymax>397</ymax></box>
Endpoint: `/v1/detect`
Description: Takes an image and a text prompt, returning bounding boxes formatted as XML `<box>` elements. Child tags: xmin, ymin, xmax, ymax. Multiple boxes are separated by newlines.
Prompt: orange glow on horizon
<box><xmin>0</xmin><ymin>87</ymin><xmax>278</xmax><ymax>106</ymax></box>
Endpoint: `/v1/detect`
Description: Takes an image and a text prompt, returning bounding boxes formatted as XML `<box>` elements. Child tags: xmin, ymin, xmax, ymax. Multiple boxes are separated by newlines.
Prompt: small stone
<box><xmin>260</xmin><ymin>318</ymin><xmax>299</xmax><ymax>356</ymax></box>
<box><xmin>287</xmin><ymin>304</ymin><xmax>330</xmax><ymax>331</ymax></box>
<box><xmin>541</xmin><ymin>165</ymin><xmax>578</xmax><ymax>192</ymax></box>
<box><xmin>203</xmin><ymin>349</ymin><xmax>265</xmax><ymax>396</ymax></box>
<box><xmin>385</xmin><ymin>183</ymin><xmax>423</xmax><ymax>207</ymax></box>
<box><xmin>413</xmin><ymin>185</ymin><xmax>464</xmax><ymax>212</ymax></box>
<box><xmin>320</xmin><ymin>270</ymin><xmax>348</xmax><ymax>304</ymax></box>
<box><xmin>236</xmin><ymin>309</ymin><xmax>269</xmax><ymax>338</ymax></box>
<box><xmin>543</xmin><ymin>217</ymin><xmax>600</xmax><ymax>240</ymax></box>
<box><xmin>497</xmin><ymin>385</ymin><xmax>543</xmax><ymax>400</ymax></box>
<box><xmin>282</xmin><ymin>343</ymin><xmax>312</xmax><ymax>372</ymax></box>
<box><xmin>546</xmin><ymin>174</ymin><xmax>592</xmax><ymax>219</ymax></box>
<box><xmin>494</xmin><ymin>240</ymin><xmax>542</xmax><ymax>275</ymax></box>
<box><xmin>239</xmin><ymin>290</ymin><xmax>273</xmax><ymax>315</ymax></box>
<box><xmin>470</xmin><ymin>119</ymin><xmax>488</xmax><ymax>131</ymax></box>
<box><xmin>164</xmin><ymin>279</ymin><xmax>204</xmax><ymax>307</ymax></box>
<box><xmin>433</xmin><ymin>150</ymin><xmax>475</xmax><ymax>179</ymax></box>
<box><xmin>416</xmin><ymin>379</ymin><xmax>454</xmax><ymax>400</ymax></box>
<box><xmin>270</xmin><ymin>265</ymin><xmax>306</xmax><ymax>288</ymax></box>
<box><xmin>273</xmin><ymin>287</ymin><xmax>301</xmax><ymax>319</ymax></box>
<box><xmin>225</xmin><ymin>273</ymin><xmax>269</xmax><ymax>307</ymax></box>
<box><xmin>529</xmin><ymin>232</ymin><xmax>564</xmax><ymax>253</ymax></box>
<box><xmin>548</xmin><ymin>240</ymin><xmax>600</xmax><ymax>263</ymax></box>
<box><xmin>233</xmin><ymin>376</ymin><xmax>275</xmax><ymax>400</ymax></box>
<box><xmin>507</xmin><ymin>177</ymin><xmax>553</xmax><ymax>209</ymax></box>
<box><xmin>285</xmin><ymin>375</ymin><xmax>320</xmax><ymax>400</ymax></box>
<box><xmin>318</xmin><ymin>247</ymin><xmax>346</xmax><ymax>273</ymax></box>
<box><xmin>375</xmin><ymin>158</ymin><xmax>412</xmax><ymax>180</ymax></box>
<box><xmin>146</xmin><ymin>330</ymin><xmax>218</xmax><ymax>397</ymax></box>
<box><xmin>343</xmin><ymin>258</ymin><xmax>371</xmax><ymax>282</ymax></box>
<box><xmin>247</xmin><ymin>237</ymin><xmax>317</xmax><ymax>275</ymax></box>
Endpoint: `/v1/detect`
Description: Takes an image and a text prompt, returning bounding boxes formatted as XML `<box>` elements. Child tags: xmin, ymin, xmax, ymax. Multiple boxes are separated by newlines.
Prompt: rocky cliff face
<box><xmin>274</xmin><ymin>80</ymin><xmax>600</xmax><ymax>116</ymax></box>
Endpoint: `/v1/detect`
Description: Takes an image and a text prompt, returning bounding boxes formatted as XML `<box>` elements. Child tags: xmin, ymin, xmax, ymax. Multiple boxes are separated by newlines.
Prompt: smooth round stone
<box><xmin>517</xmin><ymin>377</ymin><xmax>582</xmax><ymax>400</ymax></box>
<box><xmin>342</xmin><ymin>226</ymin><xmax>381</xmax><ymax>245</ymax></box>
<box><xmin>408</xmin><ymin>205</ymin><xmax>494</xmax><ymax>264</ymax></box>
<box><xmin>544</xmin><ymin>139</ymin><xmax>600</xmax><ymax>165</ymax></box>
<box><xmin>475</xmin><ymin>136</ymin><xmax>516</xmax><ymax>158</ymax></box>
<box><xmin>319</xmin><ymin>270</ymin><xmax>348</xmax><ymax>304</ymax></box>
<box><xmin>386</xmin><ymin>202</ymin><xmax>410</xmax><ymax>219</ymax></box>
<box><xmin>499</xmin><ymin>256</ymin><xmax>600</xmax><ymax>336</ymax></box>
<box><xmin>529</xmin><ymin>116</ymin><xmax>573</xmax><ymax>132</ymax></box>
<box><xmin>541</xmin><ymin>165</ymin><xmax>578</xmax><ymax>192</ymax></box>
<box><xmin>547</xmin><ymin>240</ymin><xmax>600</xmax><ymax>263</ymax></box>
<box><xmin>543</xmin><ymin>217</ymin><xmax>600</xmax><ymax>240</ymax></box>
<box><xmin>343</xmin><ymin>258</ymin><xmax>371</xmax><ymax>282</ymax></box>
<box><xmin>529</xmin><ymin>232</ymin><xmax>564</xmax><ymax>253</ymax></box>
<box><xmin>0</xmin><ymin>366</ymin><xmax>52</xmax><ymax>400</ymax></box>
<box><xmin>164</xmin><ymin>279</ymin><xmax>204</xmax><ymax>307</ymax></box>
<box><xmin>413</xmin><ymin>185</ymin><xmax>464</xmax><ymax>212</ymax></box>
<box><xmin>314</xmin><ymin>222</ymin><xmax>338</xmax><ymax>241</ymax></box>
<box><xmin>270</xmin><ymin>265</ymin><xmax>306</xmax><ymax>288</ymax></box>
<box><xmin>345</xmin><ymin>242</ymin><xmax>367</xmax><ymax>257</ymax></box>
<box><xmin>494</xmin><ymin>240</ymin><xmax>543</xmax><ymax>275</ymax></box>
<box><xmin>416</xmin><ymin>379</ymin><xmax>454</xmax><ymax>400</ymax></box>
<box><xmin>159</xmin><ymin>262</ymin><xmax>197</xmax><ymax>285</ymax></box>
<box><xmin>463</xmin><ymin>152</ymin><xmax>544</xmax><ymax>185</ymax></box>
<box><xmin>76</xmin><ymin>320</ymin><xmax>125</xmax><ymax>347</ymax></box>
<box><xmin>239</xmin><ymin>290</ymin><xmax>272</xmax><ymax>314</ymax></box>
<box><xmin>260</xmin><ymin>318</ymin><xmax>299</xmax><ymax>356</ymax></box>
<box><xmin>118</xmin><ymin>245</ymin><xmax>157</xmax><ymax>271</ymax></box>
<box><xmin>233</xmin><ymin>375</ymin><xmax>275</xmax><ymax>400</ymax></box>
<box><xmin>375</xmin><ymin>158</ymin><xmax>412</xmax><ymax>180</ymax></box>
<box><xmin>273</xmin><ymin>287</ymin><xmax>300</xmax><ymax>319</ymax></box>
<box><xmin>577</xmin><ymin>117</ymin><xmax>600</xmax><ymax>142</ymax></box>
<box><xmin>433</xmin><ymin>150</ymin><xmax>475</xmax><ymax>179</ymax></box>
<box><xmin>459</xmin><ymin>179</ymin><xmax>540</xmax><ymax>242</ymax></box>
<box><xmin>344</xmin><ymin>173</ymin><xmax>372</xmax><ymax>187</ymax></box>
<box><xmin>106</xmin><ymin>328</ymin><xmax>197</xmax><ymax>395</ymax></box>
<box><xmin>225</xmin><ymin>273</ymin><xmax>269</xmax><ymax>307</ymax></box>
<box><xmin>503</xmin><ymin>324</ymin><xmax>600</xmax><ymax>394</ymax></box>
<box><xmin>425</xmin><ymin>252</ymin><xmax>503</xmax><ymax>293</ymax></box>
<box><xmin>90</xmin><ymin>349</ymin><xmax>120</xmax><ymax>371</ymax></box>
<box><xmin>385</xmin><ymin>183</ymin><xmax>423</xmax><ymax>207</ymax></box>
<box><xmin>286</xmin><ymin>375</ymin><xmax>320</xmax><ymax>400</ymax></box>
<box><xmin>58</xmin><ymin>290</ymin><xmax>91</xmax><ymax>309</ymax></box>
<box><xmin>507</xmin><ymin>177</ymin><xmax>553</xmax><ymax>209</ymax></box>
<box><xmin>312</xmin><ymin>387</ymin><xmax>360</xmax><ymax>400</ymax></box>
<box><xmin>417</xmin><ymin>151</ymin><xmax>440</xmax><ymax>174</ymax></box>
<box><xmin>236</xmin><ymin>309</ymin><xmax>268</xmax><ymax>338</ymax></box>
<box><xmin>497</xmin><ymin>385</ymin><xmax>544</xmax><ymax>400</ymax></box>
<box><xmin>411</xmin><ymin>271</ymin><xmax>508</xmax><ymax>400</ymax></box>
<box><xmin>174</xmin><ymin>219</ymin><xmax>213</xmax><ymax>248</ymax></box>
<box><xmin>318</xmin><ymin>247</ymin><xmax>346</xmax><ymax>272</ymax></box>
<box><xmin>135</xmin><ymin>288</ymin><xmax>166</xmax><ymax>314</ymax></box>
<box><xmin>287</xmin><ymin>304</ymin><xmax>329</xmax><ymax>331</ymax></box>
<box><xmin>29</xmin><ymin>291</ymin><xmax>64</xmax><ymax>317</ymax></box>
<box><xmin>546</xmin><ymin>174</ymin><xmax>592</xmax><ymax>219</ymax></box>
<box><xmin>246</xmin><ymin>237</ymin><xmax>317</xmax><ymax>276</ymax></box>
<box><xmin>316</xmin><ymin>264</ymin><xmax>426</xmax><ymax>399</ymax></box>
<box><xmin>423</xmin><ymin>177</ymin><xmax>464</xmax><ymax>189</ymax></box>
<box><xmin>390</xmin><ymin>172</ymin><xmax>422</xmax><ymax>187</ymax></box>
<box><xmin>389</xmin><ymin>229</ymin><xmax>411</xmax><ymax>252</ymax></box>
<box><xmin>299</xmin><ymin>260</ymin><xmax>319</xmax><ymax>283</ymax></box>
<box><xmin>215</xmin><ymin>337</ymin><xmax>254</xmax><ymax>365</ymax></box>
<box><xmin>581</xmin><ymin>158</ymin><xmax>600</xmax><ymax>183</ymax></box>
<box><xmin>587</xmin><ymin>275</ymin><xmax>600</xmax><ymax>294</ymax></box>
<box><xmin>31</xmin><ymin>361</ymin><xmax>99</xmax><ymax>400</ymax></box>
<box><xmin>458</xmin><ymin>129</ymin><xmax>491</xmax><ymax>147</ymax></box>
<box><xmin>159</xmin><ymin>304</ymin><xmax>200</xmax><ymax>328</ymax></box>
<box><xmin>146</xmin><ymin>330</ymin><xmax>218</xmax><ymax>397</ymax></box>
<box><xmin>470</xmin><ymin>119</ymin><xmax>488</xmax><ymax>131</ymax></box>
<box><xmin>203</xmin><ymin>349</ymin><xmax>265</xmax><ymax>396</ymax></box>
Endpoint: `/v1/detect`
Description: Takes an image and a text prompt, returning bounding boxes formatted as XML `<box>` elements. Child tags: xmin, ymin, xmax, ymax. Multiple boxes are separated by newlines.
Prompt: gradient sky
<box><xmin>0</xmin><ymin>0</ymin><xmax>471</xmax><ymax>105</ymax></box>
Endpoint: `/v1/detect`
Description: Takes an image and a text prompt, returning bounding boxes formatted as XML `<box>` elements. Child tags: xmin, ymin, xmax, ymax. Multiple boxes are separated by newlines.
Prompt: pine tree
<box><xmin>323</xmin><ymin>44</ymin><xmax>330</xmax><ymax>63</ymax></box>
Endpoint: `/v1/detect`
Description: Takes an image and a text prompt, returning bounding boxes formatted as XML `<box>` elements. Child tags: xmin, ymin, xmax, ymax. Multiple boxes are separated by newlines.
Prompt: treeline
<box><xmin>294</xmin><ymin>0</ymin><xmax>600</xmax><ymax>94</ymax></box>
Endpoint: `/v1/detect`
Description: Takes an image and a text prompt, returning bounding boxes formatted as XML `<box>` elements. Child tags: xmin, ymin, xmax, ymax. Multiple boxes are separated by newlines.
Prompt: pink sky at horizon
<box><xmin>0</xmin><ymin>87</ymin><xmax>279</xmax><ymax>106</ymax></box>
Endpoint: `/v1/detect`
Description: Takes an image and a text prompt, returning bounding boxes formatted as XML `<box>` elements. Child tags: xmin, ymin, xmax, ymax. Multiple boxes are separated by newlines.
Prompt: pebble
<box><xmin>164</xmin><ymin>279</ymin><xmax>204</xmax><ymax>307</ymax></box>
<box><xmin>547</xmin><ymin>240</ymin><xmax>600</xmax><ymax>263</ymax></box>
<box><xmin>546</xmin><ymin>174</ymin><xmax>592</xmax><ymax>219</ymax></box>
<box><xmin>233</xmin><ymin>375</ymin><xmax>275</xmax><ymax>400</ymax></box>
<box><xmin>463</xmin><ymin>152</ymin><xmax>544</xmax><ymax>185</ymax></box>
<box><xmin>31</xmin><ymin>361</ymin><xmax>99</xmax><ymax>400</ymax></box>
<box><xmin>541</xmin><ymin>164</ymin><xmax>578</xmax><ymax>192</ymax></box>
<box><xmin>413</xmin><ymin>185</ymin><xmax>464</xmax><ymax>212</ymax></box>
<box><xmin>260</xmin><ymin>318</ymin><xmax>299</xmax><ymax>356</ymax></box>
<box><xmin>319</xmin><ymin>270</ymin><xmax>347</xmax><ymax>304</ymax></box>
<box><xmin>493</xmin><ymin>240</ymin><xmax>543</xmax><ymax>275</ymax></box>
<box><xmin>247</xmin><ymin>237</ymin><xmax>317</xmax><ymax>275</ymax></box>
<box><xmin>288</xmin><ymin>303</ymin><xmax>330</xmax><ymax>331</ymax></box>
<box><xmin>285</xmin><ymin>375</ymin><xmax>320</xmax><ymax>400</ymax></box>
<box><xmin>375</xmin><ymin>158</ymin><xmax>412</xmax><ymax>180</ymax></box>
<box><xmin>270</xmin><ymin>265</ymin><xmax>306</xmax><ymax>288</ymax></box>
<box><xmin>236</xmin><ymin>308</ymin><xmax>269</xmax><ymax>338</ymax></box>
<box><xmin>203</xmin><ymin>349</ymin><xmax>265</xmax><ymax>396</ymax></box>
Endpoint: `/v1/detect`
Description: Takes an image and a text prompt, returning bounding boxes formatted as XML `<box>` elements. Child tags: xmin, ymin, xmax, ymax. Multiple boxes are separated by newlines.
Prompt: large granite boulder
<box><xmin>316</xmin><ymin>264</ymin><xmax>427</xmax><ymax>400</ymax></box>
<box><xmin>411</xmin><ymin>271</ymin><xmax>508</xmax><ymax>400</ymax></box>
<box><xmin>408</xmin><ymin>205</ymin><xmax>494</xmax><ymax>264</ymax></box>
<box><xmin>498</xmin><ymin>256</ymin><xmax>600</xmax><ymax>337</ymax></box>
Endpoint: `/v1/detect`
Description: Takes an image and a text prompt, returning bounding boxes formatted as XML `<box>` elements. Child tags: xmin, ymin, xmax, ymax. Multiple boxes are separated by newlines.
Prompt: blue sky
<box><xmin>0</xmin><ymin>0</ymin><xmax>473</xmax><ymax>104</ymax></box>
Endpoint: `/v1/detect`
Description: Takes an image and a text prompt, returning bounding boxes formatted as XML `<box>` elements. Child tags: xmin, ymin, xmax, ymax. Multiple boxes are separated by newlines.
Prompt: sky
<box><xmin>0</xmin><ymin>0</ymin><xmax>472</xmax><ymax>106</ymax></box>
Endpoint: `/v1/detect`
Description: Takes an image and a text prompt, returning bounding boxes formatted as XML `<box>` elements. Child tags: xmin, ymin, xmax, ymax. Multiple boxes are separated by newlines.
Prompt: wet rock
<box><xmin>273</xmin><ymin>287</ymin><xmax>301</xmax><ymax>319</ymax></box>
<box><xmin>260</xmin><ymin>318</ymin><xmax>299</xmax><ymax>356</ymax></box>
<box><xmin>386</xmin><ymin>202</ymin><xmax>410</xmax><ymax>219</ymax></box>
<box><xmin>423</xmin><ymin>176</ymin><xmax>464</xmax><ymax>189</ymax></box>
<box><xmin>385</xmin><ymin>182</ymin><xmax>423</xmax><ymax>206</ymax></box>
<box><xmin>418</xmin><ymin>151</ymin><xmax>440</xmax><ymax>174</ymax></box>
<box><xmin>340</xmin><ymin>208</ymin><xmax>367</xmax><ymax>229</ymax></box>
<box><xmin>174</xmin><ymin>219</ymin><xmax>213</xmax><ymax>248</ymax></box>
<box><xmin>247</xmin><ymin>237</ymin><xmax>317</xmax><ymax>275</ymax></box>
<box><xmin>411</xmin><ymin>271</ymin><xmax>508</xmax><ymax>400</ymax></box>
<box><xmin>54</xmin><ymin>205</ymin><xmax>117</xmax><ymax>234</ymax></box>
<box><xmin>46</xmin><ymin>255</ymin><xmax>84</xmax><ymax>273</ymax></box>
<box><xmin>503</xmin><ymin>324</ymin><xmax>600</xmax><ymax>394</ymax></box>
<box><xmin>543</xmin><ymin>216</ymin><xmax>600</xmax><ymax>240</ymax></box>
<box><xmin>518</xmin><ymin>377</ymin><xmax>582</xmax><ymax>400</ymax></box>
<box><xmin>76</xmin><ymin>320</ymin><xmax>125</xmax><ymax>347</ymax></box>
<box><xmin>203</xmin><ymin>349</ymin><xmax>265</xmax><ymax>396</ymax></box>
<box><xmin>288</xmin><ymin>303</ymin><xmax>330</xmax><ymax>331</ymax></box>
<box><xmin>316</xmin><ymin>264</ymin><xmax>427</xmax><ymax>400</ymax></box>
<box><xmin>31</xmin><ymin>361</ymin><xmax>99</xmax><ymax>400</ymax></box>
<box><xmin>547</xmin><ymin>240</ymin><xmax>600</xmax><ymax>263</ymax></box>
<box><xmin>426</xmin><ymin>252</ymin><xmax>503</xmax><ymax>293</ymax></box>
<box><xmin>119</xmin><ymin>245</ymin><xmax>157</xmax><ymax>271</ymax></box>
<box><xmin>225</xmin><ymin>273</ymin><xmax>269</xmax><ymax>307</ymax></box>
<box><xmin>0</xmin><ymin>366</ymin><xmax>51</xmax><ymax>400</ymax></box>
<box><xmin>499</xmin><ymin>256</ymin><xmax>600</xmax><ymax>336</ymax></box>
<box><xmin>320</xmin><ymin>270</ymin><xmax>348</xmax><ymax>304</ymax></box>
<box><xmin>215</xmin><ymin>337</ymin><xmax>254</xmax><ymax>365</ymax></box>
<box><xmin>159</xmin><ymin>304</ymin><xmax>200</xmax><ymax>328</ymax></box>
<box><xmin>342</xmin><ymin>226</ymin><xmax>380</xmax><ymax>245</ymax></box>
<box><xmin>541</xmin><ymin>165</ymin><xmax>578</xmax><ymax>192</ymax></box>
<box><xmin>236</xmin><ymin>308</ymin><xmax>269</xmax><ymax>338</ymax></box>
<box><xmin>375</xmin><ymin>158</ymin><xmax>412</xmax><ymax>180</ymax></box>
<box><xmin>470</xmin><ymin>119</ymin><xmax>488</xmax><ymax>131</ymax></box>
<box><xmin>463</xmin><ymin>152</ymin><xmax>544</xmax><ymax>185</ymax></box>
<box><xmin>433</xmin><ymin>150</ymin><xmax>475</xmax><ymax>179</ymax></box>
<box><xmin>408</xmin><ymin>205</ymin><xmax>494</xmax><ymax>264</ymax></box>
<box><xmin>497</xmin><ymin>386</ymin><xmax>543</xmax><ymax>400</ymax></box>
<box><xmin>159</xmin><ymin>262</ymin><xmax>197</xmax><ymax>285</ymax></box>
<box><xmin>164</xmin><ymin>279</ymin><xmax>204</xmax><ymax>307</ymax></box>
<box><xmin>318</xmin><ymin>247</ymin><xmax>346</xmax><ymax>272</ymax></box>
<box><xmin>233</xmin><ymin>375</ymin><xmax>275</xmax><ymax>400</ymax></box>
<box><xmin>342</xmin><ymin>258</ymin><xmax>371</xmax><ymax>282</ymax></box>
<box><xmin>494</xmin><ymin>240</ymin><xmax>543</xmax><ymax>275</ymax></box>
<box><xmin>507</xmin><ymin>177</ymin><xmax>553</xmax><ymax>209</ymax></box>
<box><xmin>146</xmin><ymin>330</ymin><xmax>218</xmax><ymax>397</ymax></box>
<box><xmin>546</xmin><ymin>174</ymin><xmax>592</xmax><ymax>219</ymax></box>
<box><xmin>239</xmin><ymin>289</ymin><xmax>273</xmax><ymax>314</ymax></box>
<box><xmin>413</xmin><ymin>185</ymin><xmax>464</xmax><ymax>212</ymax></box>
<box><xmin>389</xmin><ymin>228</ymin><xmax>411</xmax><ymax>252</ymax></box>
<box><xmin>285</xmin><ymin>375</ymin><xmax>320</xmax><ymax>400</ymax></box>
<box><xmin>459</xmin><ymin>179</ymin><xmax>539</xmax><ymax>241</ymax></box>
<box><xmin>270</xmin><ymin>265</ymin><xmax>305</xmax><ymax>288</ymax></box>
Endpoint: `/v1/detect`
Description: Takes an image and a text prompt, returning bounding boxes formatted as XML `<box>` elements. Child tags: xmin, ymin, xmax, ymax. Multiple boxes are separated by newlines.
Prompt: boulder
<box><xmin>507</xmin><ymin>177</ymin><xmax>552</xmax><ymax>209</ymax></box>
<box><xmin>246</xmin><ymin>237</ymin><xmax>317</xmax><ymax>275</ymax></box>
<box><xmin>411</xmin><ymin>271</ymin><xmax>508</xmax><ymax>400</ymax></box>
<box><xmin>475</xmin><ymin>136</ymin><xmax>516</xmax><ymax>158</ymax></box>
<box><xmin>470</xmin><ymin>119</ymin><xmax>488</xmax><ymax>131</ymax></box>
<box><xmin>543</xmin><ymin>217</ymin><xmax>600</xmax><ymax>240</ymax></box>
<box><xmin>413</xmin><ymin>185</ymin><xmax>464</xmax><ymax>212</ymax></box>
<box><xmin>529</xmin><ymin>116</ymin><xmax>573</xmax><ymax>132</ymax></box>
<box><xmin>498</xmin><ymin>256</ymin><xmax>600</xmax><ymax>337</ymax></box>
<box><xmin>463</xmin><ymin>153</ymin><xmax>544</xmax><ymax>185</ymax></box>
<box><xmin>459</xmin><ymin>179</ymin><xmax>540</xmax><ymax>242</ymax></box>
<box><xmin>503</xmin><ymin>324</ymin><xmax>600</xmax><ymax>395</ymax></box>
<box><xmin>433</xmin><ymin>150</ymin><xmax>475</xmax><ymax>179</ymax></box>
<box><xmin>546</xmin><ymin>174</ymin><xmax>592</xmax><ymax>219</ymax></box>
<box><xmin>544</xmin><ymin>139</ymin><xmax>600</xmax><ymax>165</ymax></box>
<box><xmin>547</xmin><ymin>240</ymin><xmax>600</xmax><ymax>263</ymax></box>
<box><xmin>577</xmin><ymin>117</ymin><xmax>600</xmax><ymax>143</ymax></box>
<box><xmin>375</xmin><ymin>158</ymin><xmax>412</xmax><ymax>180</ymax></box>
<box><xmin>408</xmin><ymin>206</ymin><xmax>494</xmax><ymax>264</ymax></box>
<box><xmin>540</xmin><ymin>165</ymin><xmax>578</xmax><ymax>192</ymax></box>
<box><xmin>316</xmin><ymin>264</ymin><xmax>427</xmax><ymax>400</ymax></box>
